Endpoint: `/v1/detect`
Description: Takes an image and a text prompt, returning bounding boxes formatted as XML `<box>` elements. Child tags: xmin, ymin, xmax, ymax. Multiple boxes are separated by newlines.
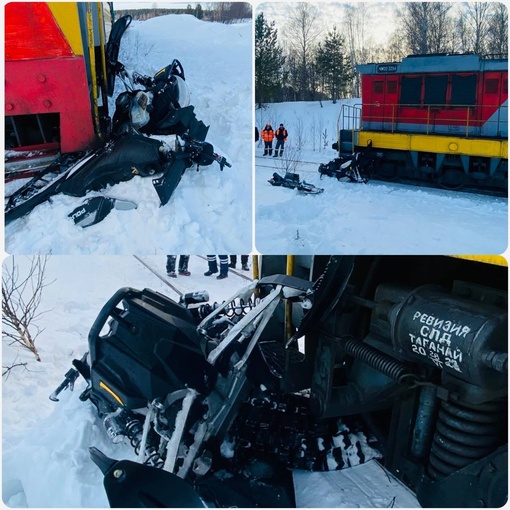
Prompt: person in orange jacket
<box><xmin>274</xmin><ymin>123</ymin><xmax>288</xmax><ymax>157</ymax></box>
<box><xmin>261</xmin><ymin>123</ymin><xmax>274</xmax><ymax>156</ymax></box>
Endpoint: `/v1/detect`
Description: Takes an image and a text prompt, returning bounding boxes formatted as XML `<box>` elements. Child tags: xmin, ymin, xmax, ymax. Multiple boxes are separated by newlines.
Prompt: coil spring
<box><xmin>224</xmin><ymin>297</ymin><xmax>260</xmax><ymax>319</ymax></box>
<box><xmin>427</xmin><ymin>399</ymin><xmax>506</xmax><ymax>480</ymax></box>
<box><xmin>125</xmin><ymin>417</ymin><xmax>164</xmax><ymax>468</ymax></box>
<box><xmin>342</xmin><ymin>335</ymin><xmax>415</xmax><ymax>383</ymax></box>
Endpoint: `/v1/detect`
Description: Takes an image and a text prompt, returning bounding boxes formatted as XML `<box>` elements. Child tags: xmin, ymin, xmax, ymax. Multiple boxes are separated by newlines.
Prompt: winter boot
<box><xmin>166</xmin><ymin>255</ymin><xmax>177</xmax><ymax>276</ymax></box>
<box><xmin>242</xmin><ymin>264</ymin><xmax>249</xmax><ymax>271</ymax></box>
<box><xmin>216</xmin><ymin>273</ymin><xmax>228</xmax><ymax>280</ymax></box>
<box><xmin>229</xmin><ymin>262</ymin><xmax>236</xmax><ymax>268</ymax></box>
<box><xmin>204</xmin><ymin>269</ymin><xmax>218</xmax><ymax>276</ymax></box>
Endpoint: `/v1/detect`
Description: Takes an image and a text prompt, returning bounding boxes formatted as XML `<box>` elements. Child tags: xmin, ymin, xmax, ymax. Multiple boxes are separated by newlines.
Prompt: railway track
<box><xmin>256</xmin><ymin>155</ymin><xmax>507</xmax><ymax>197</ymax></box>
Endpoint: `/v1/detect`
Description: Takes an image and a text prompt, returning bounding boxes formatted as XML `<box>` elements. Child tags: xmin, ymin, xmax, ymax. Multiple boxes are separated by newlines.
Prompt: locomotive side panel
<box><xmin>352</xmin><ymin>54</ymin><xmax>508</xmax><ymax>193</ymax></box>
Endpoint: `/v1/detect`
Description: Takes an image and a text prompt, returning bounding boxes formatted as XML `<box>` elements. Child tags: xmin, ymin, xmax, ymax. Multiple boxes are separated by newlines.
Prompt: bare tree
<box><xmin>486</xmin><ymin>2</ymin><xmax>508</xmax><ymax>57</ymax></box>
<box><xmin>291</xmin><ymin>116</ymin><xmax>306</xmax><ymax>150</ymax></box>
<box><xmin>2</xmin><ymin>356</ymin><xmax>29</xmax><ymax>379</ymax></box>
<box><xmin>283</xmin><ymin>3</ymin><xmax>322</xmax><ymax>100</ymax></box>
<box><xmin>398</xmin><ymin>2</ymin><xmax>454</xmax><ymax>55</ymax></box>
<box><xmin>274</xmin><ymin>144</ymin><xmax>302</xmax><ymax>175</ymax></box>
<box><xmin>2</xmin><ymin>256</ymin><xmax>54</xmax><ymax>362</ymax></box>
<box><xmin>464</xmin><ymin>2</ymin><xmax>491</xmax><ymax>55</ymax></box>
<box><xmin>343</xmin><ymin>3</ymin><xmax>374</xmax><ymax>97</ymax></box>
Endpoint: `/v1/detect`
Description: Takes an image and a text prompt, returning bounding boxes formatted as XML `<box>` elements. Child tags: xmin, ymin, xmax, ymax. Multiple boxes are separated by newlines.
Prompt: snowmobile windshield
<box><xmin>175</xmin><ymin>76</ymin><xmax>190</xmax><ymax>108</ymax></box>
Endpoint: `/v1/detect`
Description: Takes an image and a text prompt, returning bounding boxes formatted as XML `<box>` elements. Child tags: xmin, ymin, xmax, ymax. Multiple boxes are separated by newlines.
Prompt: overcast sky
<box><xmin>256</xmin><ymin>2</ymin><xmax>397</xmax><ymax>46</ymax></box>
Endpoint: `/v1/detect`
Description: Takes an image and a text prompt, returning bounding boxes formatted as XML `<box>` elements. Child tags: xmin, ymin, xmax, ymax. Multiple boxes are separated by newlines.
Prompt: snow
<box><xmin>255</xmin><ymin>101</ymin><xmax>508</xmax><ymax>255</ymax></box>
<box><xmin>5</xmin><ymin>15</ymin><xmax>253</xmax><ymax>255</ymax></box>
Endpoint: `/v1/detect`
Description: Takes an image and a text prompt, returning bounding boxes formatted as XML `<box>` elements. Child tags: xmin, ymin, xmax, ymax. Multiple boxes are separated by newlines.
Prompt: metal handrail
<box><xmin>357</xmin><ymin>102</ymin><xmax>508</xmax><ymax>138</ymax></box>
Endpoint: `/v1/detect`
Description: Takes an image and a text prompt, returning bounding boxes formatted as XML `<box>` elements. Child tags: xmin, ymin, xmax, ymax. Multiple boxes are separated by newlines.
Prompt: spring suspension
<box><xmin>125</xmin><ymin>415</ymin><xmax>165</xmax><ymax>468</ymax></box>
<box><xmin>223</xmin><ymin>297</ymin><xmax>260</xmax><ymax>319</ymax></box>
<box><xmin>341</xmin><ymin>335</ymin><xmax>416</xmax><ymax>383</ymax></box>
<box><xmin>427</xmin><ymin>399</ymin><xmax>507</xmax><ymax>480</ymax></box>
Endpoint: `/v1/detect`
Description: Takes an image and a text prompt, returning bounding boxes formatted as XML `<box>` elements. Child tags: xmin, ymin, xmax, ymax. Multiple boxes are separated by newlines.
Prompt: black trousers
<box><xmin>166</xmin><ymin>255</ymin><xmax>190</xmax><ymax>272</ymax></box>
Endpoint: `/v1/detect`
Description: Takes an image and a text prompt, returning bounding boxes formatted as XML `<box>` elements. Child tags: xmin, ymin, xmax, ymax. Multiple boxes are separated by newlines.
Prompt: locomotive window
<box><xmin>451</xmin><ymin>74</ymin><xmax>477</xmax><ymax>106</ymax></box>
<box><xmin>373</xmin><ymin>81</ymin><xmax>384</xmax><ymax>94</ymax></box>
<box><xmin>424</xmin><ymin>75</ymin><xmax>448</xmax><ymax>106</ymax></box>
<box><xmin>400</xmin><ymin>76</ymin><xmax>422</xmax><ymax>106</ymax></box>
<box><xmin>387</xmin><ymin>80</ymin><xmax>397</xmax><ymax>94</ymax></box>
<box><xmin>485</xmin><ymin>78</ymin><xmax>499</xmax><ymax>94</ymax></box>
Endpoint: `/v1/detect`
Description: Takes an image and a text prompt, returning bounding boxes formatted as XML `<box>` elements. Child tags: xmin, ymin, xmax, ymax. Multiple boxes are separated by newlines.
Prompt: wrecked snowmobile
<box><xmin>318</xmin><ymin>152</ymin><xmax>372</xmax><ymax>183</ymax></box>
<box><xmin>51</xmin><ymin>255</ymin><xmax>508</xmax><ymax>507</ymax></box>
<box><xmin>5</xmin><ymin>15</ymin><xmax>230</xmax><ymax>227</ymax></box>
<box><xmin>269</xmin><ymin>171</ymin><xmax>324</xmax><ymax>195</ymax></box>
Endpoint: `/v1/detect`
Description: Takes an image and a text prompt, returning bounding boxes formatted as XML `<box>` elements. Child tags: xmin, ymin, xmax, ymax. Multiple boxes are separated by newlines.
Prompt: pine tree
<box><xmin>255</xmin><ymin>12</ymin><xmax>286</xmax><ymax>106</ymax></box>
<box><xmin>315</xmin><ymin>26</ymin><xmax>352</xmax><ymax>102</ymax></box>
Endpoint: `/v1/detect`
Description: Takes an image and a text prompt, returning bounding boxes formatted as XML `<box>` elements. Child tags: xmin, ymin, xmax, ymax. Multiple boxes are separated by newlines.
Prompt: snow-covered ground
<box><xmin>2</xmin><ymin>255</ymin><xmax>420</xmax><ymax>508</ymax></box>
<box><xmin>255</xmin><ymin>101</ymin><xmax>508</xmax><ymax>255</ymax></box>
<box><xmin>5</xmin><ymin>15</ymin><xmax>252</xmax><ymax>255</ymax></box>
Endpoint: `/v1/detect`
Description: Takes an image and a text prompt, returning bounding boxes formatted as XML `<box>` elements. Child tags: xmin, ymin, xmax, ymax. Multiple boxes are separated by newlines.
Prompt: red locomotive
<box><xmin>336</xmin><ymin>53</ymin><xmax>508</xmax><ymax>193</ymax></box>
<box><xmin>4</xmin><ymin>3</ymin><xmax>110</xmax><ymax>165</ymax></box>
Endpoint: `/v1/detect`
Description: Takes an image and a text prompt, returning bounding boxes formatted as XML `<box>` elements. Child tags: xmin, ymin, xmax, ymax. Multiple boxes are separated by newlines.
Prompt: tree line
<box><xmin>256</xmin><ymin>2</ymin><xmax>508</xmax><ymax>104</ymax></box>
<box><xmin>114</xmin><ymin>3</ymin><xmax>251</xmax><ymax>23</ymax></box>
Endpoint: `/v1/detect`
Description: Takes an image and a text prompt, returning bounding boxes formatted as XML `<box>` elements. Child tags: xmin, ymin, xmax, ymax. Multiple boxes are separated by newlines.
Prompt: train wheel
<box><xmin>375</xmin><ymin>161</ymin><xmax>399</xmax><ymax>181</ymax></box>
<box><xmin>438</xmin><ymin>168</ymin><xmax>466</xmax><ymax>190</ymax></box>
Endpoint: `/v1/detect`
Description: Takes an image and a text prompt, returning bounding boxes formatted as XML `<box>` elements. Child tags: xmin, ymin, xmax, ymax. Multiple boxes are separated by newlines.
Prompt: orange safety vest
<box><xmin>261</xmin><ymin>127</ymin><xmax>274</xmax><ymax>142</ymax></box>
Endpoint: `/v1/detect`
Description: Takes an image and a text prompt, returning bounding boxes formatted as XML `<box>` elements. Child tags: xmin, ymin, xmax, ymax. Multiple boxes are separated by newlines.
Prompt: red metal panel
<box><xmin>5</xmin><ymin>2</ymin><xmax>74</xmax><ymax>61</ymax></box>
<box><xmin>5</xmin><ymin>57</ymin><xmax>96</xmax><ymax>152</ymax></box>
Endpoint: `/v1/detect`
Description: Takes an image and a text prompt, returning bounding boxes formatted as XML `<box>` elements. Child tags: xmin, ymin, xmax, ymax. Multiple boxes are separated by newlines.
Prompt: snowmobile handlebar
<box><xmin>49</xmin><ymin>367</ymin><xmax>80</xmax><ymax>401</ymax></box>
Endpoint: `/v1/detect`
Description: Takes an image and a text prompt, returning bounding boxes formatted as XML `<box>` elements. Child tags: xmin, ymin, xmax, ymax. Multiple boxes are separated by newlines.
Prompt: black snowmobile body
<box><xmin>269</xmin><ymin>171</ymin><xmax>324</xmax><ymax>194</ymax></box>
<box><xmin>6</xmin><ymin>135</ymin><xmax>163</xmax><ymax>225</ymax></box>
<box><xmin>318</xmin><ymin>152</ymin><xmax>372</xmax><ymax>183</ymax></box>
<box><xmin>52</xmin><ymin>263</ymin><xmax>392</xmax><ymax>507</ymax></box>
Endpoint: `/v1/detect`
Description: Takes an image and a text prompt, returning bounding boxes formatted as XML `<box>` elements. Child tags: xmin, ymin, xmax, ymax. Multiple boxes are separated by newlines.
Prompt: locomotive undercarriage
<box><xmin>360</xmin><ymin>148</ymin><xmax>507</xmax><ymax>195</ymax></box>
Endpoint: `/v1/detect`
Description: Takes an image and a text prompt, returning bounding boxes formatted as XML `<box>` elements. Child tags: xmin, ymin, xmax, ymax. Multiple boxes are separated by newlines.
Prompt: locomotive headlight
<box><xmin>388</xmin><ymin>285</ymin><xmax>507</xmax><ymax>389</ymax></box>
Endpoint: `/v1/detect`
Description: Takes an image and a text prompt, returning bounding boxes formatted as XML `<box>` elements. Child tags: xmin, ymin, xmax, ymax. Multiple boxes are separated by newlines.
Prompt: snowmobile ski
<box><xmin>298</xmin><ymin>180</ymin><xmax>324</xmax><ymax>194</ymax></box>
<box><xmin>89</xmin><ymin>447</ymin><xmax>206</xmax><ymax>508</ymax></box>
<box><xmin>105</xmin><ymin>15</ymin><xmax>132</xmax><ymax>97</ymax></box>
<box><xmin>5</xmin><ymin>152</ymin><xmax>87</xmax><ymax>226</ymax></box>
<box><xmin>68</xmin><ymin>196</ymin><xmax>138</xmax><ymax>228</ymax></box>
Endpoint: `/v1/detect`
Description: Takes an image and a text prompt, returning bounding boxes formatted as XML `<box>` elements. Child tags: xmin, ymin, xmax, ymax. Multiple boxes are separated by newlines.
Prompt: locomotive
<box><xmin>334</xmin><ymin>53</ymin><xmax>508</xmax><ymax>194</ymax></box>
